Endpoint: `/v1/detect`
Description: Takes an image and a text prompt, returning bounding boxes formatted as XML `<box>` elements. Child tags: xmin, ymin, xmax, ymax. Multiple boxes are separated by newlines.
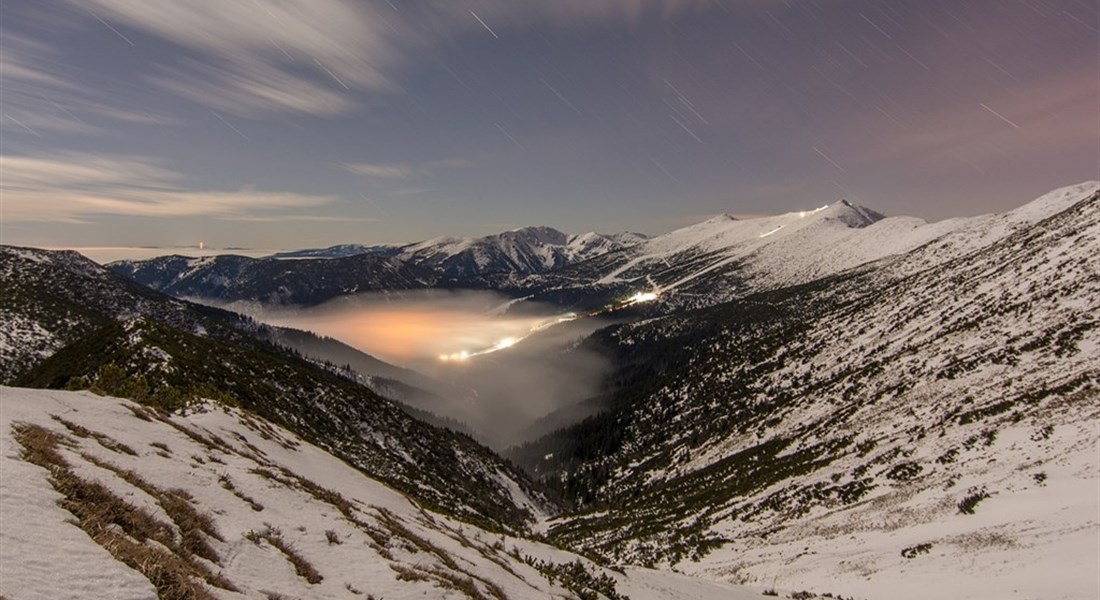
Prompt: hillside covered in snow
<box><xmin>1</xmin><ymin>386</ymin><xmax>760</xmax><ymax>600</ymax></box>
<box><xmin>513</xmin><ymin>182</ymin><xmax>1100</xmax><ymax>598</ymax></box>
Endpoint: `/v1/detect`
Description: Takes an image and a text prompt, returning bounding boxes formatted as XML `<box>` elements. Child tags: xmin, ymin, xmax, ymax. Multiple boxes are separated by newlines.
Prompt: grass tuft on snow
<box><xmin>245</xmin><ymin>524</ymin><xmax>324</xmax><ymax>584</ymax></box>
<box><xmin>12</xmin><ymin>422</ymin><xmax>237</xmax><ymax>598</ymax></box>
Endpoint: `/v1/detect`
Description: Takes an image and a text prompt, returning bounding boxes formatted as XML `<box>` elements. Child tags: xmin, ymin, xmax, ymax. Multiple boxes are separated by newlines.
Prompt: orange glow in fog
<box><xmin>264</xmin><ymin>303</ymin><xmax>554</xmax><ymax>368</ymax></box>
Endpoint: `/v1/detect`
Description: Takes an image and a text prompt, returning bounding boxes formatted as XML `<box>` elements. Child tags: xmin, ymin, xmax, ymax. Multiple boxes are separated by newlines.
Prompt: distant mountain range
<box><xmin>114</xmin><ymin>188</ymin><xmax>1096</xmax><ymax>316</ymax></box>
<box><xmin>270</xmin><ymin>228</ymin><xmax>649</xmax><ymax>270</ymax></box>
<box><xmin>110</xmin><ymin>226</ymin><xmax>648</xmax><ymax>306</ymax></box>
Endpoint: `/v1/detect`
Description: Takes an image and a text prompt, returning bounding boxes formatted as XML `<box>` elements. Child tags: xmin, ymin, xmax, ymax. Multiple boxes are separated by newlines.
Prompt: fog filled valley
<box><xmin>224</xmin><ymin>290</ymin><xmax>622</xmax><ymax>449</ymax></box>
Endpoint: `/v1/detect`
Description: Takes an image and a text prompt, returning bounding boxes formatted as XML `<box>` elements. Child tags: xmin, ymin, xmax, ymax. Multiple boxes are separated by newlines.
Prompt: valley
<box><xmin>224</xmin><ymin>290</ymin><xmax>624</xmax><ymax>449</ymax></box>
<box><xmin>3</xmin><ymin>182</ymin><xmax>1098</xmax><ymax>599</ymax></box>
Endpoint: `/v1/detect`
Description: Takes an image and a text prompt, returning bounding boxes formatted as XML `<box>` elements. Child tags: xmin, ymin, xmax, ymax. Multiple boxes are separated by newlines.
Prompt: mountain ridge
<box><xmin>510</xmin><ymin>182</ymin><xmax>1100</xmax><ymax>597</ymax></box>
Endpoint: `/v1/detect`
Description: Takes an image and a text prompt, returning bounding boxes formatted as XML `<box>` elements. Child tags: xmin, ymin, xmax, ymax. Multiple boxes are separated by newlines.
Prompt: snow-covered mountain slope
<box><xmin>566</xmin><ymin>231</ymin><xmax>650</xmax><ymax>262</ymax></box>
<box><xmin>398</xmin><ymin>226</ymin><xmax>647</xmax><ymax>278</ymax></box>
<box><xmin>108</xmin><ymin>252</ymin><xmax>441</xmax><ymax>306</ymax></box>
<box><xmin>0</xmin><ymin>246</ymin><xmax>232</xmax><ymax>383</ymax></box>
<box><xmin>1</xmin><ymin>386</ymin><xmax>763</xmax><ymax>600</ymax></box>
<box><xmin>515</xmin><ymin>183</ymin><xmax>1100</xmax><ymax>598</ymax></box>
<box><xmin>268</xmin><ymin>244</ymin><xmax>401</xmax><ymax>260</ymax></box>
<box><xmin>522</xmin><ymin>182</ymin><xmax>1100</xmax><ymax>313</ymax></box>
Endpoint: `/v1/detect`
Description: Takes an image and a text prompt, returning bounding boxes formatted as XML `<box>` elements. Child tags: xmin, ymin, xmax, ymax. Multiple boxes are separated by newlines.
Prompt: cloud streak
<box><xmin>72</xmin><ymin>0</ymin><xmax>398</xmax><ymax>117</ymax></box>
<box><xmin>0</xmin><ymin>31</ymin><xmax>180</xmax><ymax>136</ymax></box>
<box><xmin>0</xmin><ymin>153</ymin><xmax>335</xmax><ymax>223</ymax></box>
<box><xmin>340</xmin><ymin>158</ymin><xmax>473</xmax><ymax>180</ymax></box>
<box><xmin>61</xmin><ymin>0</ymin><xmax>725</xmax><ymax>119</ymax></box>
<box><xmin>341</xmin><ymin>163</ymin><xmax>419</xmax><ymax>180</ymax></box>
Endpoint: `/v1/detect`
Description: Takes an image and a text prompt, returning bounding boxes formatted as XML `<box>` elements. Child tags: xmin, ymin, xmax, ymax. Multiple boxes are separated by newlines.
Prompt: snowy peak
<box><xmin>269</xmin><ymin>243</ymin><xmax>399</xmax><ymax>260</ymax></box>
<box><xmin>819</xmin><ymin>198</ymin><xmax>884</xmax><ymax>227</ymax></box>
<box><xmin>503</xmin><ymin>225</ymin><xmax>571</xmax><ymax>244</ymax></box>
<box><xmin>400</xmin><ymin>226</ymin><xmax>646</xmax><ymax>277</ymax></box>
<box><xmin>567</xmin><ymin>231</ymin><xmax>649</xmax><ymax>259</ymax></box>
<box><xmin>588</xmin><ymin>198</ymin><xmax>891</xmax><ymax>286</ymax></box>
<box><xmin>761</xmin><ymin>199</ymin><xmax>883</xmax><ymax>230</ymax></box>
<box><xmin>676</xmin><ymin>198</ymin><xmax>882</xmax><ymax>244</ymax></box>
<box><xmin>701</xmin><ymin>213</ymin><xmax>740</xmax><ymax>225</ymax></box>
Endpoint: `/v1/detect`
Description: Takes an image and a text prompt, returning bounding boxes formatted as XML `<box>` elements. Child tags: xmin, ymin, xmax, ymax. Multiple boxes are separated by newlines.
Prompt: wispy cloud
<box><xmin>220</xmin><ymin>214</ymin><xmax>374</xmax><ymax>223</ymax></box>
<box><xmin>340</xmin><ymin>163</ymin><xmax>419</xmax><ymax>180</ymax></box>
<box><xmin>340</xmin><ymin>158</ymin><xmax>473</xmax><ymax>180</ymax></box>
<box><xmin>58</xmin><ymin>1</ymin><xmax>724</xmax><ymax>119</ymax></box>
<box><xmin>0</xmin><ymin>31</ymin><xmax>182</xmax><ymax>136</ymax></box>
<box><xmin>0</xmin><ymin>152</ymin><xmax>336</xmax><ymax>223</ymax></box>
<box><xmin>73</xmin><ymin>0</ymin><xmax>398</xmax><ymax>117</ymax></box>
<box><xmin>0</xmin><ymin>35</ymin><xmax>82</xmax><ymax>90</ymax></box>
<box><xmin>0</xmin><ymin>33</ymin><xmax>99</xmax><ymax>135</ymax></box>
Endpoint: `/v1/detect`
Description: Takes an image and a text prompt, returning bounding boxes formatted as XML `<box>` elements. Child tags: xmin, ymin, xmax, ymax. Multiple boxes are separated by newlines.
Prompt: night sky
<box><xmin>2</xmin><ymin>0</ymin><xmax>1097</xmax><ymax>250</ymax></box>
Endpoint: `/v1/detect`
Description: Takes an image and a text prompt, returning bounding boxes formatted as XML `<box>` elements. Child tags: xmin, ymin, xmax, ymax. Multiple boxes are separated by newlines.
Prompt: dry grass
<box><xmin>424</xmin><ymin>567</ymin><xmax>503</xmax><ymax>600</ymax></box>
<box><xmin>156</xmin><ymin>416</ymin><xmax>232</xmax><ymax>455</ymax></box>
<box><xmin>218</xmin><ymin>473</ymin><xmax>264</xmax><ymax>511</ymax></box>
<box><xmin>12</xmin><ymin>422</ymin><xmax>237</xmax><ymax>599</ymax></box>
<box><xmin>238</xmin><ymin>414</ymin><xmax>301</xmax><ymax>452</ymax></box>
<box><xmin>78</xmin><ymin>452</ymin><xmax>226</xmax><ymax>566</ymax></box>
<box><xmin>125</xmin><ymin>404</ymin><xmax>155</xmax><ymax>421</ymax></box>
<box><xmin>245</xmin><ymin>525</ymin><xmax>323</xmax><ymax>584</ymax></box>
<box><xmin>438</xmin><ymin>524</ymin><xmax>522</xmax><ymax>579</ymax></box>
<box><xmin>375</xmin><ymin>507</ymin><xmax>513</xmax><ymax>600</ymax></box>
<box><xmin>376</xmin><ymin>506</ymin><xmax>459</xmax><ymax>570</ymax></box>
<box><xmin>160</xmin><ymin>489</ymin><xmax>224</xmax><ymax>564</ymax></box>
<box><xmin>232</xmin><ymin>431</ymin><xmax>270</xmax><ymax>459</ymax></box>
<box><xmin>390</xmin><ymin>563</ymin><xmax>430</xmax><ymax>583</ymax></box>
<box><xmin>250</xmin><ymin>466</ymin><xmax>391</xmax><ymax>549</ymax></box>
<box><xmin>389</xmin><ymin>564</ymin><xmax>506</xmax><ymax>600</ymax></box>
<box><xmin>51</xmin><ymin>415</ymin><xmax>137</xmax><ymax>456</ymax></box>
